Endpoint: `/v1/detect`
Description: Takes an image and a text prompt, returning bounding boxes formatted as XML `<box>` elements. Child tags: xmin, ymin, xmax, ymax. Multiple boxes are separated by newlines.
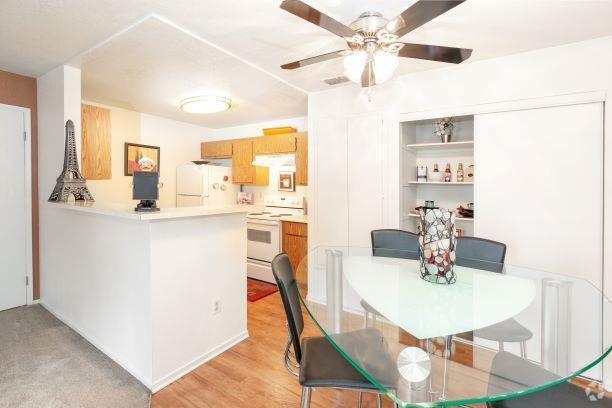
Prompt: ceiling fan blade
<box><xmin>281</xmin><ymin>50</ymin><xmax>347</xmax><ymax>70</ymax></box>
<box><xmin>386</xmin><ymin>0</ymin><xmax>465</xmax><ymax>38</ymax></box>
<box><xmin>398</xmin><ymin>43</ymin><xmax>472</xmax><ymax>63</ymax></box>
<box><xmin>280</xmin><ymin>0</ymin><xmax>355</xmax><ymax>38</ymax></box>
<box><xmin>361</xmin><ymin>61</ymin><xmax>375</xmax><ymax>88</ymax></box>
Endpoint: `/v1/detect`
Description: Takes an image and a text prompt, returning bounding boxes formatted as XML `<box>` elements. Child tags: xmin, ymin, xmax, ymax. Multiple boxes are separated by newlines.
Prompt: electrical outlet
<box><xmin>212</xmin><ymin>298</ymin><xmax>221</xmax><ymax>315</ymax></box>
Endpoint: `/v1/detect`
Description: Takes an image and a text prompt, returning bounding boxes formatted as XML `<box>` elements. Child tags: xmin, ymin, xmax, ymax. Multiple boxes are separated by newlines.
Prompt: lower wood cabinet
<box><xmin>282</xmin><ymin>221</ymin><xmax>308</xmax><ymax>273</ymax></box>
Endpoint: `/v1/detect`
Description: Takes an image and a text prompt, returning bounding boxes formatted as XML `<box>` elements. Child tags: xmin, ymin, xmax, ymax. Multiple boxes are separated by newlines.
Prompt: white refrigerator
<box><xmin>176</xmin><ymin>163</ymin><xmax>237</xmax><ymax>207</ymax></box>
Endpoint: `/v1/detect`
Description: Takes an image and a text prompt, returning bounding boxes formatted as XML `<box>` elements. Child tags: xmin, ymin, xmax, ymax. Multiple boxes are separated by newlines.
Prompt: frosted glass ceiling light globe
<box><xmin>373</xmin><ymin>51</ymin><xmax>399</xmax><ymax>85</ymax></box>
<box><xmin>343</xmin><ymin>51</ymin><xmax>368</xmax><ymax>83</ymax></box>
<box><xmin>180</xmin><ymin>96</ymin><xmax>231</xmax><ymax>114</ymax></box>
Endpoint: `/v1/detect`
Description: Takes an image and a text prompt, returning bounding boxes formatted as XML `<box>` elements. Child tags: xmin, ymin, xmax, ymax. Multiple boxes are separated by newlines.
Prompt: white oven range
<box><xmin>246</xmin><ymin>195</ymin><xmax>305</xmax><ymax>284</ymax></box>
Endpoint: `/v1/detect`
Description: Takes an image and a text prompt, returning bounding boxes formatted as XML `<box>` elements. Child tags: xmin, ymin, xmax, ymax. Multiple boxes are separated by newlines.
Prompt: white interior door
<box><xmin>475</xmin><ymin>102</ymin><xmax>603</xmax><ymax>285</ymax></box>
<box><xmin>475</xmin><ymin>102</ymin><xmax>603</xmax><ymax>379</ymax></box>
<box><xmin>314</xmin><ymin>117</ymin><xmax>348</xmax><ymax>247</ymax></box>
<box><xmin>0</xmin><ymin>106</ymin><xmax>27</xmax><ymax>311</ymax></box>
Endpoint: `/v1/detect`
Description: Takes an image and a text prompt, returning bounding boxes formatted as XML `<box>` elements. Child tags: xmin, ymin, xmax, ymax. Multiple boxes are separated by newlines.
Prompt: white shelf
<box><xmin>404</xmin><ymin>141</ymin><xmax>474</xmax><ymax>151</ymax></box>
<box><xmin>403</xmin><ymin>213</ymin><xmax>474</xmax><ymax>222</ymax></box>
<box><xmin>404</xmin><ymin>181</ymin><xmax>474</xmax><ymax>186</ymax></box>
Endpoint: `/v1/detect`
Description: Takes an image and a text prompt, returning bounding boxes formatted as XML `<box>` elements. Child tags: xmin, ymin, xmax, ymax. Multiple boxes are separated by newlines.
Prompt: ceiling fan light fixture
<box><xmin>343</xmin><ymin>51</ymin><xmax>368</xmax><ymax>83</ymax></box>
<box><xmin>180</xmin><ymin>96</ymin><xmax>231</xmax><ymax>114</ymax></box>
<box><xmin>373</xmin><ymin>50</ymin><xmax>398</xmax><ymax>84</ymax></box>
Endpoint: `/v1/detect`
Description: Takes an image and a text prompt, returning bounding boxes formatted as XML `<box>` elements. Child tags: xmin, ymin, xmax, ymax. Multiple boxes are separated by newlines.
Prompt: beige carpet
<box><xmin>0</xmin><ymin>305</ymin><xmax>150</xmax><ymax>408</ymax></box>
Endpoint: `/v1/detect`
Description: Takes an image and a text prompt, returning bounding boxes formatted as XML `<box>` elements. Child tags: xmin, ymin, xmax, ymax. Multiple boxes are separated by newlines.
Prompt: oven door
<box><xmin>247</xmin><ymin>219</ymin><xmax>280</xmax><ymax>263</ymax></box>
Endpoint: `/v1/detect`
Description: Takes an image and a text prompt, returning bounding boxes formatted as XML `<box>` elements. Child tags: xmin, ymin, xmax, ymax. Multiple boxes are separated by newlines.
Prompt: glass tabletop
<box><xmin>295</xmin><ymin>246</ymin><xmax>612</xmax><ymax>407</ymax></box>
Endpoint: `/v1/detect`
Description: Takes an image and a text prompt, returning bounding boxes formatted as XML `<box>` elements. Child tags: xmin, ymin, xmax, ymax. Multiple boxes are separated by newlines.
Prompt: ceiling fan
<box><xmin>279</xmin><ymin>0</ymin><xmax>472</xmax><ymax>87</ymax></box>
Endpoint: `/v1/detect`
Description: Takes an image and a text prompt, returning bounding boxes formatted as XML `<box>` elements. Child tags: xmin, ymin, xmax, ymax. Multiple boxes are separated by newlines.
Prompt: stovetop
<box><xmin>247</xmin><ymin>211</ymin><xmax>296</xmax><ymax>221</ymax></box>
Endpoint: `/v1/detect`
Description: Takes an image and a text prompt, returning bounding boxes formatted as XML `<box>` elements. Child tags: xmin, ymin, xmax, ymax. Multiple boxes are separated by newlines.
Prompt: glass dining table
<box><xmin>295</xmin><ymin>246</ymin><xmax>611</xmax><ymax>407</ymax></box>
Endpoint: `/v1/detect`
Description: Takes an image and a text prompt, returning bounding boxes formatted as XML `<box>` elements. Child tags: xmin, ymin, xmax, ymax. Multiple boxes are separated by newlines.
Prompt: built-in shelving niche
<box><xmin>400</xmin><ymin>115</ymin><xmax>475</xmax><ymax>236</ymax></box>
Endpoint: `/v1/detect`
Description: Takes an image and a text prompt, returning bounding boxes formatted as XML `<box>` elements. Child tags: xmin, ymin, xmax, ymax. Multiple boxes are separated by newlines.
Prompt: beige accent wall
<box><xmin>82</xmin><ymin>102</ymin><xmax>141</xmax><ymax>204</ymax></box>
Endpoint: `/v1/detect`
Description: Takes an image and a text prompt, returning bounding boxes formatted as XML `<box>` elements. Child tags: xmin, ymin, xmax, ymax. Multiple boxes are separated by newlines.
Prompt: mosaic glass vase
<box><xmin>418</xmin><ymin>208</ymin><xmax>457</xmax><ymax>284</ymax></box>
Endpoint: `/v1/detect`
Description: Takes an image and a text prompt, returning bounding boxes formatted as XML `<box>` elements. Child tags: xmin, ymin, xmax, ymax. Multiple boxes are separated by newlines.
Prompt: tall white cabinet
<box><xmin>475</xmin><ymin>102</ymin><xmax>603</xmax><ymax>286</ymax></box>
<box><xmin>311</xmin><ymin>113</ymin><xmax>388</xmax><ymax>249</ymax></box>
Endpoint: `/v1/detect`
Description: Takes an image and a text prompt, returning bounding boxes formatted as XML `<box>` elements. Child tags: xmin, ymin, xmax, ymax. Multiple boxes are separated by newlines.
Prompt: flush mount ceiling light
<box><xmin>180</xmin><ymin>96</ymin><xmax>231</xmax><ymax>114</ymax></box>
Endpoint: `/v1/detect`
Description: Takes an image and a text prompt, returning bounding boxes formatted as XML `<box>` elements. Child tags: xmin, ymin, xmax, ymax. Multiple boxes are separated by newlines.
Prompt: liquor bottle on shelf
<box><xmin>444</xmin><ymin>163</ymin><xmax>452</xmax><ymax>182</ymax></box>
<box><xmin>457</xmin><ymin>163</ymin><xmax>464</xmax><ymax>182</ymax></box>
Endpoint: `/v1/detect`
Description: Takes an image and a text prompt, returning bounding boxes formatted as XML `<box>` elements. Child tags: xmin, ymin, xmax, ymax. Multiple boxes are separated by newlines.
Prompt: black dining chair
<box><xmin>362</xmin><ymin>229</ymin><xmax>419</xmax><ymax>327</ymax></box>
<box><xmin>486</xmin><ymin>351</ymin><xmax>610</xmax><ymax>407</ymax></box>
<box><xmin>271</xmin><ymin>253</ymin><xmax>399</xmax><ymax>408</ymax></box>
<box><xmin>456</xmin><ymin>237</ymin><xmax>532</xmax><ymax>358</ymax></box>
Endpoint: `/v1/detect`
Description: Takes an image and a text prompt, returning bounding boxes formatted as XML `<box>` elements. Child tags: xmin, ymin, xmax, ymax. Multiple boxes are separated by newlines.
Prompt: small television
<box><xmin>133</xmin><ymin>171</ymin><xmax>160</xmax><ymax>212</ymax></box>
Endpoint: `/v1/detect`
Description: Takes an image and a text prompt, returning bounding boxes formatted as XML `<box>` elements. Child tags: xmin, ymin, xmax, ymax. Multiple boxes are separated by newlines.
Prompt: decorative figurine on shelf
<box><xmin>418</xmin><ymin>208</ymin><xmax>457</xmax><ymax>284</ymax></box>
<box><xmin>417</xmin><ymin>166</ymin><xmax>428</xmax><ymax>182</ymax></box>
<box><xmin>435</xmin><ymin>117</ymin><xmax>454</xmax><ymax>143</ymax></box>
<box><xmin>457</xmin><ymin>163</ymin><xmax>464</xmax><ymax>182</ymax></box>
<box><xmin>444</xmin><ymin>163</ymin><xmax>452</xmax><ymax>182</ymax></box>
<box><xmin>48</xmin><ymin>120</ymin><xmax>94</xmax><ymax>202</ymax></box>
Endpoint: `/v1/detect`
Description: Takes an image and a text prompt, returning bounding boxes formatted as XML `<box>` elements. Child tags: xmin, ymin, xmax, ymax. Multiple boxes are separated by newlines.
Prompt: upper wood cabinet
<box><xmin>201</xmin><ymin>140</ymin><xmax>233</xmax><ymax>158</ymax></box>
<box><xmin>201</xmin><ymin>131</ymin><xmax>307</xmax><ymax>185</ymax></box>
<box><xmin>231</xmin><ymin>139</ymin><xmax>269</xmax><ymax>185</ymax></box>
<box><xmin>295</xmin><ymin>132</ymin><xmax>308</xmax><ymax>186</ymax></box>
<box><xmin>81</xmin><ymin>104</ymin><xmax>111</xmax><ymax>180</ymax></box>
<box><xmin>253</xmin><ymin>133</ymin><xmax>296</xmax><ymax>155</ymax></box>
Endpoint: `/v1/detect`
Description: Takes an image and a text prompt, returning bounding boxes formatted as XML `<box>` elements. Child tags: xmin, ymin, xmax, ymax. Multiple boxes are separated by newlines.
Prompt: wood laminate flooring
<box><xmin>151</xmin><ymin>292</ymin><xmax>397</xmax><ymax>408</ymax></box>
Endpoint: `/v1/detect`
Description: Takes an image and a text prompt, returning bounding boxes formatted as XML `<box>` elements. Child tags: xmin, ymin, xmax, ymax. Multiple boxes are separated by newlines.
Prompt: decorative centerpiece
<box><xmin>435</xmin><ymin>117</ymin><xmax>454</xmax><ymax>143</ymax></box>
<box><xmin>48</xmin><ymin>120</ymin><xmax>94</xmax><ymax>202</ymax></box>
<box><xmin>418</xmin><ymin>208</ymin><xmax>457</xmax><ymax>284</ymax></box>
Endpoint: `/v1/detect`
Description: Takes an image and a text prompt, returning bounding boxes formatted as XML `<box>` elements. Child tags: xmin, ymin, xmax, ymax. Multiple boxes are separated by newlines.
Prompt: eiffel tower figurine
<box><xmin>48</xmin><ymin>120</ymin><xmax>94</xmax><ymax>202</ymax></box>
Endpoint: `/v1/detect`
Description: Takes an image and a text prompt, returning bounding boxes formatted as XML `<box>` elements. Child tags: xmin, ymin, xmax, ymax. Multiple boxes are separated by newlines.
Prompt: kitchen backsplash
<box><xmin>243</xmin><ymin>166</ymin><xmax>307</xmax><ymax>207</ymax></box>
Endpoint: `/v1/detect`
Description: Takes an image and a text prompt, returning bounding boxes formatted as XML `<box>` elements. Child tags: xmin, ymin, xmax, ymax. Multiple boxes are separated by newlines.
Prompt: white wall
<box><xmin>140</xmin><ymin>113</ymin><xmax>212</xmax><ymax>207</ymax></box>
<box><xmin>308</xmin><ymin>36</ymin><xmax>612</xmax><ymax>388</ymax></box>
<box><xmin>38</xmin><ymin>64</ymin><xmax>82</xmax><ymax>309</ymax></box>
<box><xmin>208</xmin><ymin>116</ymin><xmax>308</xmax><ymax>206</ymax></box>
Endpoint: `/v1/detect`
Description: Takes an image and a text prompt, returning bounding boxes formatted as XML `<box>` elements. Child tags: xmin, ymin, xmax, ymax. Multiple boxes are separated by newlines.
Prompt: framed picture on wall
<box><xmin>278</xmin><ymin>172</ymin><xmax>295</xmax><ymax>192</ymax></box>
<box><xmin>124</xmin><ymin>143</ymin><xmax>160</xmax><ymax>176</ymax></box>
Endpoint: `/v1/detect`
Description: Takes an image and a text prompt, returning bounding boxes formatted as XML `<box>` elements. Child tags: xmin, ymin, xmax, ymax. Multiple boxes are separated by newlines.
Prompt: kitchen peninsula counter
<box><xmin>40</xmin><ymin>201</ymin><xmax>248</xmax><ymax>392</ymax></box>
<box><xmin>52</xmin><ymin>201</ymin><xmax>251</xmax><ymax>220</ymax></box>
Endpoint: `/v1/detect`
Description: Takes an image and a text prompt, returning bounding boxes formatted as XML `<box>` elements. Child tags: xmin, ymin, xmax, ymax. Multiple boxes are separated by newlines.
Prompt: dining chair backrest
<box><xmin>371</xmin><ymin>229</ymin><xmax>419</xmax><ymax>259</ymax></box>
<box><xmin>456</xmin><ymin>236</ymin><xmax>506</xmax><ymax>273</ymax></box>
<box><xmin>271</xmin><ymin>253</ymin><xmax>304</xmax><ymax>363</ymax></box>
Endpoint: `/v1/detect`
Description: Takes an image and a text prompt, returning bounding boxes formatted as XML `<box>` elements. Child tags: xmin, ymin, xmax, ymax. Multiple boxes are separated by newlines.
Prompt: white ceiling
<box><xmin>2</xmin><ymin>0</ymin><xmax>612</xmax><ymax>127</ymax></box>
<box><xmin>76</xmin><ymin>17</ymin><xmax>306</xmax><ymax>128</ymax></box>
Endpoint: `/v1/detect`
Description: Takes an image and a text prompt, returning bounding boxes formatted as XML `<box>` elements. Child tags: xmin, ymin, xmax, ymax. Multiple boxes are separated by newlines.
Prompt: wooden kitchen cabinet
<box><xmin>295</xmin><ymin>132</ymin><xmax>308</xmax><ymax>186</ymax></box>
<box><xmin>282</xmin><ymin>221</ymin><xmax>308</xmax><ymax>273</ymax></box>
<box><xmin>253</xmin><ymin>133</ymin><xmax>297</xmax><ymax>155</ymax></box>
<box><xmin>81</xmin><ymin>104</ymin><xmax>111</xmax><ymax>180</ymax></box>
<box><xmin>201</xmin><ymin>140</ymin><xmax>233</xmax><ymax>158</ymax></box>
<box><xmin>231</xmin><ymin>139</ymin><xmax>269</xmax><ymax>185</ymax></box>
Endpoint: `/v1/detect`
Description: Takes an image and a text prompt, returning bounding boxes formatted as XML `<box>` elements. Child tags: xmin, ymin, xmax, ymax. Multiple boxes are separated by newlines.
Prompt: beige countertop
<box><xmin>279</xmin><ymin>214</ymin><xmax>308</xmax><ymax>224</ymax></box>
<box><xmin>49</xmin><ymin>201</ymin><xmax>252</xmax><ymax>221</ymax></box>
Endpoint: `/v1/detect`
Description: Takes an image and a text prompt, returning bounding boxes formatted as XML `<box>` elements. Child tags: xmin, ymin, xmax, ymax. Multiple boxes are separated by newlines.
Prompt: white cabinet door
<box><xmin>314</xmin><ymin>117</ymin><xmax>348</xmax><ymax>247</ymax></box>
<box><xmin>0</xmin><ymin>106</ymin><xmax>27</xmax><ymax>311</ymax></box>
<box><xmin>475</xmin><ymin>102</ymin><xmax>603</xmax><ymax>286</ymax></box>
<box><xmin>347</xmin><ymin>114</ymin><xmax>384</xmax><ymax>247</ymax></box>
